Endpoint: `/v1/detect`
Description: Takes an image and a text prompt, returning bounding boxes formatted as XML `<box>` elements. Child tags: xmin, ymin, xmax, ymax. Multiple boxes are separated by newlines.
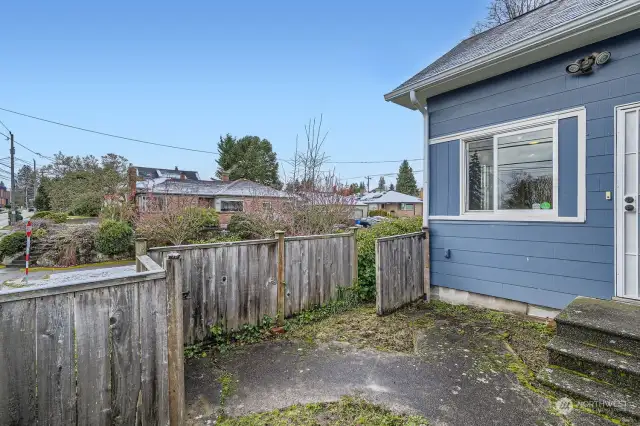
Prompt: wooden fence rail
<box><xmin>148</xmin><ymin>230</ymin><xmax>357</xmax><ymax>345</ymax></box>
<box><xmin>0</xmin><ymin>254</ymin><xmax>184</xmax><ymax>426</ymax></box>
<box><xmin>375</xmin><ymin>231</ymin><xmax>427</xmax><ymax>315</ymax></box>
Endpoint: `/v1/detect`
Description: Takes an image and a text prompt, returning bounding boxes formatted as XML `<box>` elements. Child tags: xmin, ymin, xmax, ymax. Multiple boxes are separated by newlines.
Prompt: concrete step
<box><xmin>537</xmin><ymin>366</ymin><xmax>640</xmax><ymax>421</ymax></box>
<box><xmin>547</xmin><ymin>336</ymin><xmax>640</xmax><ymax>391</ymax></box>
<box><xmin>556</xmin><ymin>297</ymin><xmax>640</xmax><ymax>357</ymax></box>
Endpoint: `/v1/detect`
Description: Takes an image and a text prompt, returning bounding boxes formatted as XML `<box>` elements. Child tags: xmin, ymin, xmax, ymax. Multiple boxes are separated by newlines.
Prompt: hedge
<box><xmin>31</xmin><ymin>211</ymin><xmax>68</xmax><ymax>223</ymax></box>
<box><xmin>0</xmin><ymin>231</ymin><xmax>27</xmax><ymax>259</ymax></box>
<box><xmin>355</xmin><ymin>217</ymin><xmax>422</xmax><ymax>301</ymax></box>
<box><xmin>95</xmin><ymin>220</ymin><xmax>134</xmax><ymax>255</ymax></box>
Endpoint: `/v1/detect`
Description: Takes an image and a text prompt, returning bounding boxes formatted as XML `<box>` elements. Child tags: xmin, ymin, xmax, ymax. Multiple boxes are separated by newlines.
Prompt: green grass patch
<box><xmin>216</xmin><ymin>396</ymin><xmax>429</xmax><ymax>426</ymax></box>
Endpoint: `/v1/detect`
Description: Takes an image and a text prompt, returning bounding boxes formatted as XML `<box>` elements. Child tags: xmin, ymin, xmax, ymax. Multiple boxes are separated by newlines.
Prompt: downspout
<box><xmin>409</xmin><ymin>90</ymin><xmax>429</xmax><ymax>228</ymax></box>
<box><xmin>410</xmin><ymin>90</ymin><xmax>431</xmax><ymax>301</ymax></box>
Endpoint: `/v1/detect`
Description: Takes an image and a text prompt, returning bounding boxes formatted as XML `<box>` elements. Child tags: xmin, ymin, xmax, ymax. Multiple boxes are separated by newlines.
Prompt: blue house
<box><xmin>385</xmin><ymin>0</ymin><xmax>640</xmax><ymax>312</ymax></box>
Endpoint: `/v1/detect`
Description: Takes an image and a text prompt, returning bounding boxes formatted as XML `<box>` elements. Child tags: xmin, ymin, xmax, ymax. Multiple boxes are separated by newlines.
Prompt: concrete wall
<box><xmin>424</xmin><ymin>29</ymin><xmax>640</xmax><ymax>309</ymax></box>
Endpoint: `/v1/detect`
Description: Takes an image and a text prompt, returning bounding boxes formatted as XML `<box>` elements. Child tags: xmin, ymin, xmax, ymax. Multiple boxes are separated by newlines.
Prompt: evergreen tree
<box><xmin>389</xmin><ymin>183</ymin><xmax>395</xmax><ymax>191</ymax></box>
<box><xmin>468</xmin><ymin>152</ymin><xmax>483</xmax><ymax>210</ymax></box>
<box><xmin>358</xmin><ymin>182</ymin><xmax>366</xmax><ymax>193</ymax></box>
<box><xmin>216</xmin><ymin>134</ymin><xmax>282</xmax><ymax>188</ymax></box>
<box><xmin>395</xmin><ymin>160</ymin><xmax>418</xmax><ymax>196</ymax></box>
<box><xmin>377</xmin><ymin>176</ymin><xmax>386</xmax><ymax>191</ymax></box>
<box><xmin>34</xmin><ymin>177</ymin><xmax>52</xmax><ymax>211</ymax></box>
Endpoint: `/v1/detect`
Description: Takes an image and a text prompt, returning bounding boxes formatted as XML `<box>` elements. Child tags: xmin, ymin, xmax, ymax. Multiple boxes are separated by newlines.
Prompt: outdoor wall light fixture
<box><xmin>566</xmin><ymin>51</ymin><xmax>611</xmax><ymax>75</ymax></box>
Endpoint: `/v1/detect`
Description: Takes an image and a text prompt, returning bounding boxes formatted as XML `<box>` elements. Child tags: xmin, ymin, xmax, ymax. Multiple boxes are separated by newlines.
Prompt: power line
<box><xmin>343</xmin><ymin>169</ymin><xmax>424</xmax><ymax>181</ymax></box>
<box><xmin>0</xmin><ymin>119</ymin><xmax>9</xmax><ymax>134</ymax></box>
<box><xmin>324</xmin><ymin>158</ymin><xmax>422</xmax><ymax>164</ymax></box>
<box><xmin>0</xmin><ymin>106</ymin><xmax>217</xmax><ymax>154</ymax></box>
<box><xmin>1</xmin><ymin>106</ymin><xmax>424</xmax><ymax>164</ymax></box>
<box><xmin>13</xmin><ymin>140</ymin><xmax>53</xmax><ymax>161</ymax></box>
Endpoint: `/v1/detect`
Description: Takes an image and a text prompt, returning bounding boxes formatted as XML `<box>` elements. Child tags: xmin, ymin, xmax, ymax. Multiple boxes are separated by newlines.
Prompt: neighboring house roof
<box><xmin>385</xmin><ymin>0</ymin><xmax>640</xmax><ymax>108</ymax></box>
<box><xmin>135</xmin><ymin>166</ymin><xmax>200</xmax><ymax>181</ymax></box>
<box><xmin>137</xmin><ymin>178</ymin><xmax>290</xmax><ymax>198</ymax></box>
<box><xmin>360</xmin><ymin>190</ymin><xmax>423</xmax><ymax>204</ymax></box>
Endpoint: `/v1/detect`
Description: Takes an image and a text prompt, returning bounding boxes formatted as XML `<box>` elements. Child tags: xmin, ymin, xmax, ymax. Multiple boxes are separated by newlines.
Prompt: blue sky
<box><xmin>2</xmin><ymin>1</ymin><xmax>486</xmax><ymax>188</ymax></box>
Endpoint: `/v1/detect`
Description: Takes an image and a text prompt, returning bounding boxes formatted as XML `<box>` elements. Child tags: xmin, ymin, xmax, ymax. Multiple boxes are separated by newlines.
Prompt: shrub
<box><xmin>135</xmin><ymin>205</ymin><xmax>220</xmax><ymax>246</ymax></box>
<box><xmin>188</xmin><ymin>233</ymin><xmax>243</xmax><ymax>244</ymax></box>
<box><xmin>95</xmin><ymin>220</ymin><xmax>134</xmax><ymax>255</ymax></box>
<box><xmin>69</xmin><ymin>193</ymin><xmax>102</xmax><ymax>217</ymax></box>
<box><xmin>32</xmin><ymin>228</ymin><xmax>48</xmax><ymax>239</ymax></box>
<box><xmin>228</xmin><ymin>213</ymin><xmax>267</xmax><ymax>239</ymax></box>
<box><xmin>32</xmin><ymin>210</ymin><xmax>52</xmax><ymax>219</ymax></box>
<box><xmin>31</xmin><ymin>211</ymin><xmax>68</xmax><ymax>223</ymax></box>
<box><xmin>0</xmin><ymin>231</ymin><xmax>27</xmax><ymax>259</ymax></box>
<box><xmin>367</xmin><ymin>209</ymin><xmax>389</xmax><ymax>217</ymax></box>
<box><xmin>355</xmin><ymin>217</ymin><xmax>423</xmax><ymax>301</ymax></box>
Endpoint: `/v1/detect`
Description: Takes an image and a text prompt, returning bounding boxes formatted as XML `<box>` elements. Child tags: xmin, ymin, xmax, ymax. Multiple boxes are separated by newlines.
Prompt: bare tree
<box><xmin>471</xmin><ymin>0</ymin><xmax>551</xmax><ymax>35</ymax></box>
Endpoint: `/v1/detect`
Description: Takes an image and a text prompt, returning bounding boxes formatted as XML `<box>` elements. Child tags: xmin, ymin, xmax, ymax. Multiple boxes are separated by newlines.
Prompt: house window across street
<box><xmin>400</xmin><ymin>203</ymin><xmax>414</xmax><ymax>211</ymax></box>
<box><xmin>221</xmin><ymin>200</ymin><xmax>243</xmax><ymax>212</ymax></box>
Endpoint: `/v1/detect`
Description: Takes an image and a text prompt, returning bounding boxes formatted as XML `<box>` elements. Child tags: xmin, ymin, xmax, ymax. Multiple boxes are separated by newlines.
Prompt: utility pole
<box><xmin>33</xmin><ymin>159</ymin><xmax>36</xmax><ymax>209</ymax></box>
<box><xmin>365</xmin><ymin>176</ymin><xmax>371</xmax><ymax>192</ymax></box>
<box><xmin>9</xmin><ymin>132</ymin><xmax>15</xmax><ymax>224</ymax></box>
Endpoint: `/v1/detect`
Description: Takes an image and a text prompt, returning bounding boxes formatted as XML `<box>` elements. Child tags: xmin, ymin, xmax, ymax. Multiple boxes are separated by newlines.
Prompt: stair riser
<box><xmin>549</xmin><ymin>349</ymin><xmax>640</xmax><ymax>391</ymax></box>
<box><xmin>537</xmin><ymin>370</ymin><xmax>640</xmax><ymax>422</ymax></box>
<box><xmin>557</xmin><ymin>322</ymin><xmax>640</xmax><ymax>358</ymax></box>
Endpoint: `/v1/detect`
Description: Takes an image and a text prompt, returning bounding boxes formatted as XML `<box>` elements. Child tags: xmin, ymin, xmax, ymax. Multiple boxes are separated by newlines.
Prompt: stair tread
<box><xmin>557</xmin><ymin>297</ymin><xmax>640</xmax><ymax>341</ymax></box>
<box><xmin>537</xmin><ymin>367</ymin><xmax>640</xmax><ymax>419</ymax></box>
<box><xmin>548</xmin><ymin>336</ymin><xmax>640</xmax><ymax>374</ymax></box>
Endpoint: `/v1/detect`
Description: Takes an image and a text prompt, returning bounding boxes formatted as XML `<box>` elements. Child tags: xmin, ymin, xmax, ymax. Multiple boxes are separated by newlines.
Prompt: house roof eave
<box><xmin>385</xmin><ymin>0</ymin><xmax>640</xmax><ymax>109</ymax></box>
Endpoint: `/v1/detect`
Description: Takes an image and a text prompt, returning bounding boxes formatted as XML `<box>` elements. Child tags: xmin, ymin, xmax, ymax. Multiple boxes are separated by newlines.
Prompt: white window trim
<box><xmin>430</xmin><ymin>107</ymin><xmax>586</xmax><ymax>223</ymax></box>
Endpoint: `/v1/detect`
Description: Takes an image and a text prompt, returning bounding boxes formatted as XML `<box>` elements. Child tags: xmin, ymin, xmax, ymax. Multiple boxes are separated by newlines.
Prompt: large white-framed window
<box><xmin>464</xmin><ymin>123</ymin><xmax>557</xmax><ymax>218</ymax></box>
<box><xmin>429</xmin><ymin>107</ymin><xmax>586</xmax><ymax>222</ymax></box>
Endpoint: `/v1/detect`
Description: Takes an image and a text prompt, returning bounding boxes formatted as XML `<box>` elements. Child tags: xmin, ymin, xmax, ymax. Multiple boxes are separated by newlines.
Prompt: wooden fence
<box><xmin>284</xmin><ymin>233</ymin><xmax>356</xmax><ymax>316</ymax></box>
<box><xmin>375</xmin><ymin>231</ymin><xmax>428</xmax><ymax>315</ymax></box>
<box><xmin>147</xmin><ymin>230</ymin><xmax>357</xmax><ymax>345</ymax></box>
<box><xmin>149</xmin><ymin>239</ymin><xmax>279</xmax><ymax>345</ymax></box>
<box><xmin>0</xmin><ymin>254</ymin><xmax>185</xmax><ymax>426</ymax></box>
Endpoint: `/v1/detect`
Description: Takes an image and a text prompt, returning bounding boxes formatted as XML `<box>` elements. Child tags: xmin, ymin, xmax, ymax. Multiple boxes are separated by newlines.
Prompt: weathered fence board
<box><xmin>139</xmin><ymin>278</ymin><xmax>170</xmax><ymax>425</ymax></box>
<box><xmin>150</xmin><ymin>240</ymin><xmax>279</xmax><ymax>344</ymax></box>
<box><xmin>36</xmin><ymin>293</ymin><xmax>76</xmax><ymax>425</ymax></box>
<box><xmin>376</xmin><ymin>231</ymin><xmax>426</xmax><ymax>315</ymax></box>
<box><xmin>0</xmin><ymin>298</ymin><xmax>37</xmax><ymax>425</ymax></box>
<box><xmin>0</xmin><ymin>259</ymin><xmax>179</xmax><ymax>426</ymax></box>
<box><xmin>284</xmin><ymin>233</ymin><xmax>355</xmax><ymax>317</ymax></box>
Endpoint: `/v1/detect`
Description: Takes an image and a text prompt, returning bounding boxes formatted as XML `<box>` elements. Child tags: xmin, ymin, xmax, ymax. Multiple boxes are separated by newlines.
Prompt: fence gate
<box><xmin>375</xmin><ymin>231</ymin><xmax>429</xmax><ymax>315</ymax></box>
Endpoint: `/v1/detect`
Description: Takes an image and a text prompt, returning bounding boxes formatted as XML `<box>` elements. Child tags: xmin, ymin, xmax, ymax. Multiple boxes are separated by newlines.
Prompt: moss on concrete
<box><xmin>215</xmin><ymin>396</ymin><xmax>429</xmax><ymax>426</ymax></box>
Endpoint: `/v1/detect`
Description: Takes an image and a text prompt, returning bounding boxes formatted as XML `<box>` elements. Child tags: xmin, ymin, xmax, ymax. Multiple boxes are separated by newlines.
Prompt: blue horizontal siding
<box><xmin>559</xmin><ymin>117</ymin><xmax>578</xmax><ymax>217</ymax></box>
<box><xmin>429</xmin><ymin>140</ymin><xmax>459</xmax><ymax>216</ymax></box>
<box><xmin>422</xmin><ymin>30</ymin><xmax>640</xmax><ymax>308</ymax></box>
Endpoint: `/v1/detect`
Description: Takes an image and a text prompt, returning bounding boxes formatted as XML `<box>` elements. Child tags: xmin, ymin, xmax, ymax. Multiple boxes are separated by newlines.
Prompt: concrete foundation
<box><xmin>430</xmin><ymin>285</ymin><xmax>561</xmax><ymax>319</ymax></box>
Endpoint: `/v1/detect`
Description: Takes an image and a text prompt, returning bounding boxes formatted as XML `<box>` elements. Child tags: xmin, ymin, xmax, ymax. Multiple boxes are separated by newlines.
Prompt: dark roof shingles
<box><xmin>391</xmin><ymin>0</ymin><xmax>619</xmax><ymax>94</ymax></box>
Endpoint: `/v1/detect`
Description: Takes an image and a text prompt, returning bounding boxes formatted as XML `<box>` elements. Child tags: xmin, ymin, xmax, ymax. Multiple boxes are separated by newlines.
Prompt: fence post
<box><xmin>275</xmin><ymin>231</ymin><xmax>286</xmax><ymax>326</ymax></box>
<box><xmin>135</xmin><ymin>239</ymin><xmax>148</xmax><ymax>272</ymax></box>
<box><xmin>166</xmin><ymin>252</ymin><xmax>185</xmax><ymax>426</ymax></box>
<box><xmin>422</xmin><ymin>227</ymin><xmax>430</xmax><ymax>301</ymax></box>
<box><xmin>349</xmin><ymin>227</ymin><xmax>359</xmax><ymax>286</ymax></box>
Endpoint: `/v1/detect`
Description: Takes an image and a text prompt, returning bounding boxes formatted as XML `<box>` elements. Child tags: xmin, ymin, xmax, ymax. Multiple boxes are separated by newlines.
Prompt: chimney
<box><xmin>180</xmin><ymin>172</ymin><xmax>186</xmax><ymax>181</ymax></box>
<box><xmin>127</xmin><ymin>166</ymin><xmax>137</xmax><ymax>201</ymax></box>
<box><xmin>221</xmin><ymin>171</ymin><xmax>230</xmax><ymax>182</ymax></box>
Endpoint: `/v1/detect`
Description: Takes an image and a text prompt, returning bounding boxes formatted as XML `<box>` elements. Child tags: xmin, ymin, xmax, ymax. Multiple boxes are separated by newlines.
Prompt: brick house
<box><xmin>128</xmin><ymin>166</ymin><xmax>291</xmax><ymax>226</ymax></box>
<box><xmin>360</xmin><ymin>190</ymin><xmax>423</xmax><ymax>218</ymax></box>
<box><xmin>0</xmin><ymin>182</ymin><xmax>10</xmax><ymax>208</ymax></box>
